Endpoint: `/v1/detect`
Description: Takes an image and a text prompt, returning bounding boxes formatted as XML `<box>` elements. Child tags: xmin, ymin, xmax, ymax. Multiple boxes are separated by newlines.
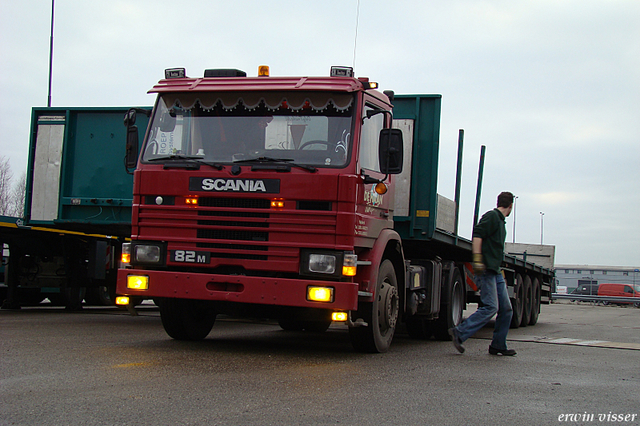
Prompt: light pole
<box><xmin>512</xmin><ymin>195</ymin><xmax>518</xmax><ymax>243</ymax></box>
<box><xmin>47</xmin><ymin>0</ymin><xmax>55</xmax><ymax>107</ymax></box>
<box><xmin>540</xmin><ymin>211</ymin><xmax>545</xmax><ymax>245</ymax></box>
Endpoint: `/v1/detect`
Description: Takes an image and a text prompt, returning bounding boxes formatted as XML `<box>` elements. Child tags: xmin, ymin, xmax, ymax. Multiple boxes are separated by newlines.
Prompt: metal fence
<box><xmin>552</xmin><ymin>294</ymin><xmax>640</xmax><ymax>307</ymax></box>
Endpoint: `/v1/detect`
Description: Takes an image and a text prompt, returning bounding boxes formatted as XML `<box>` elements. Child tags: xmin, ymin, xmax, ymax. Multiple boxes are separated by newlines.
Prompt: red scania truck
<box><xmin>117</xmin><ymin>66</ymin><xmax>554</xmax><ymax>352</ymax></box>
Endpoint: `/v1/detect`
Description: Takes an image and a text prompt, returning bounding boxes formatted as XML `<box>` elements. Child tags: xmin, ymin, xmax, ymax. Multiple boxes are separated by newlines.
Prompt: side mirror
<box><xmin>379</xmin><ymin>128</ymin><xmax>403</xmax><ymax>174</ymax></box>
<box><xmin>125</xmin><ymin>125</ymin><xmax>139</xmax><ymax>170</ymax></box>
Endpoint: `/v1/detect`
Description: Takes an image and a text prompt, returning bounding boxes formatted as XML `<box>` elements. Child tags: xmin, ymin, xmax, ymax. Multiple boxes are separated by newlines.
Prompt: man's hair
<box><xmin>497</xmin><ymin>192</ymin><xmax>514</xmax><ymax>208</ymax></box>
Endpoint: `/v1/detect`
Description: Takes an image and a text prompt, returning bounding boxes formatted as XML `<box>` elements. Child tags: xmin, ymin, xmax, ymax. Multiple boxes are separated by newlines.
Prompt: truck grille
<box><xmin>138</xmin><ymin>196</ymin><xmax>338</xmax><ymax>270</ymax></box>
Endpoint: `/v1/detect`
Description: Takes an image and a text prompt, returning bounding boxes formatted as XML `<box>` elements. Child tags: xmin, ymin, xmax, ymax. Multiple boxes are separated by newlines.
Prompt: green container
<box><xmin>391</xmin><ymin>95</ymin><xmax>443</xmax><ymax>241</ymax></box>
<box><xmin>25</xmin><ymin>107</ymin><xmax>150</xmax><ymax>236</ymax></box>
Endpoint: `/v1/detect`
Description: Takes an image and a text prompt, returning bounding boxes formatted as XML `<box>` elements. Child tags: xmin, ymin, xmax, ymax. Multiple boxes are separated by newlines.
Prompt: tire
<box><xmin>510</xmin><ymin>274</ymin><xmax>524</xmax><ymax>329</ymax></box>
<box><xmin>84</xmin><ymin>286</ymin><xmax>113</xmax><ymax>306</ymax></box>
<box><xmin>349</xmin><ymin>259</ymin><xmax>399</xmax><ymax>353</ymax></box>
<box><xmin>278</xmin><ymin>318</ymin><xmax>332</xmax><ymax>333</ymax></box>
<box><xmin>433</xmin><ymin>267</ymin><xmax>464</xmax><ymax>341</ymax></box>
<box><xmin>529</xmin><ymin>277</ymin><xmax>541</xmax><ymax>325</ymax></box>
<box><xmin>48</xmin><ymin>287</ymin><xmax>86</xmax><ymax>310</ymax></box>
<box><xmin>520</xmin><ymin>275</ymin><xmax>532</xmax><ymax>327</ymax></box>
<box><xmin>302</xmin><ymin>320</ymin><xmax>332</xmax><ymax>333</ymax></box>
<box><xmin>278</xmin><ymin>318</ymin><xmax>304</xmax><ymax>331</ymax></box>
<box><xmin>159</xmin><ymin>298</ymin><xmax>216</xmax><ymax>340</ymax></box>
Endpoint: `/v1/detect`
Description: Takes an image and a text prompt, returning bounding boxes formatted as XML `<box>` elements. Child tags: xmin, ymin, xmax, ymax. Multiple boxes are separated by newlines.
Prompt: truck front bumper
<box><xmin>116</xmin><ymin>269</ymin><xmax>359</xmax><ymax>311</ymax></box>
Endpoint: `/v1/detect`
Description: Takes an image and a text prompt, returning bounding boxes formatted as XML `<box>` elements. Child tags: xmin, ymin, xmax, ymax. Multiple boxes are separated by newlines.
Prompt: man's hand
<box><xmin>472</xmin><ymin>253</ymin><xmax>485</xmax><ymax>275</ymax></box>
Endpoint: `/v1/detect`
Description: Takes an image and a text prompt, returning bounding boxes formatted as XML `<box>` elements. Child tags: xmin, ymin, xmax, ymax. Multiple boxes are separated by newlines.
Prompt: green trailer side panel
<box><xmin>25</xmin><ymin>107</ymin><xmax>150</xmax><ymax>236</ymax></box>
<box><xmin>391</xmin><ymin>95</ymin><xmax>442</xmax><ymax>241</ymax></box>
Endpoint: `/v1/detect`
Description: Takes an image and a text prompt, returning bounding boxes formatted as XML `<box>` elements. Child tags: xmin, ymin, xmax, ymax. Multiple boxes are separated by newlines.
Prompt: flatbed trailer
<box><xmin>0</xmin><ymin>108</ymin><xmax>148</xmax><ymax>309</ymax></box>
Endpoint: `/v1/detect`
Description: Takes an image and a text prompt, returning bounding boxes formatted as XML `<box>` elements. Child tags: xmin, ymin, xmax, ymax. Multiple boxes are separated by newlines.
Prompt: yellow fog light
<box><xmin>127</xmin><ymin>275</ymin><xmax>149</xmax><ymax>290</ymax></box>
<box><xmin>115</xmin><ymin>296</ymin><xmax>130</xmax><ymax>306</ymax></box>
<box><xmin>331</xmin><ymin>311</ymin><xmax>348</xmax><ymax>322</ymax></box>
<box><xmin>307</xmin><ymin>286</ymin><xmax>334</xmax><ymax>303</ymax></box>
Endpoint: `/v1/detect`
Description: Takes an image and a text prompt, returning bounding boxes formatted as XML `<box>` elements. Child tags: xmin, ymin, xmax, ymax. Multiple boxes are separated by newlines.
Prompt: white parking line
<box><xmin>505</xmin><ymin>335</ymin><xmax>640</xmax><ymax>351</ymax></box>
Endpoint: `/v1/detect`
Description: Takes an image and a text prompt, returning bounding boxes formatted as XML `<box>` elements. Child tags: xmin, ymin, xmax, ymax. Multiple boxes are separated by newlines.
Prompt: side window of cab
<box><xmin>359</xmin><ymin>105</ymin><xmax>384</xmax><ymax>173</ymax></box>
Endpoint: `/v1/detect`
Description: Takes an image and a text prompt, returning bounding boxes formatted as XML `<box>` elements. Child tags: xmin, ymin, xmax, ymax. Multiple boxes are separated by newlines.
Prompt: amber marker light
<box><xmin>271</xmin><ymin>199</ymin><xmax>285</xmax><ymax>209</ymax></box>
<box><xmin>331</xmin><ymin>311</ymin><xmax>348</xmax><ymax>322</ymax></box>
<box><xmin>258</xmin><ymin>65</ymin><xmax>270</xmax><ymax>77</ymax></box>
<box><xmin>127</xmin><ymin>275</ymin><xmax>149</xmax><ymax>290</ymax></box>
<box><xmin>375</xmin><ymin>182</ymin><xmax>388</xmax><ymax>195</ymax></box>
<box><xmin>185</xmin><ymin>196</ymin><xmax>199</xmax><ymax>206</ymax></box>
<box><xmin>342</xmin><ymin>254</ymin><xmax>357</xmax><ymax>276</ymax></box>
<box><xmin>121</xmin><ymin>242</ymin><xmax>131</xmax><ymax>264</ymax></box>
<box><xmin>115</xmin><ymin>296</ymin><xmax>130</xmax><ymax>306</ymax></box>
<box><xmin>307</xmin><ymin>286</ymin><xmax>334</xmax><ymax>303</ymax></box>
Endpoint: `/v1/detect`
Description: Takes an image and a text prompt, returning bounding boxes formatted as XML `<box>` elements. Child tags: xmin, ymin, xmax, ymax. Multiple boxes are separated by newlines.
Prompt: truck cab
<box><xmin>117</xmin><ymin>66</ymin><xmax>405</xmax><ymax>352</ymax></box>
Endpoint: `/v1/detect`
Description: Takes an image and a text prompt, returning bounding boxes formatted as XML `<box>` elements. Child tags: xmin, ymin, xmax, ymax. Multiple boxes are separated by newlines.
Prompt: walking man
<box><xmin>449</xmin><ymin>191</ymin><xmax>516</xmax><ymax>356</ymax></box>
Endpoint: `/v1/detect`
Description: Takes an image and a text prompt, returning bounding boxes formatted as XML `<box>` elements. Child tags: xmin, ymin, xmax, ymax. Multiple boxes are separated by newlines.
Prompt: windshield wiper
<box><xmin>234</xmin><ymin>157</ymin><xmax>317</xmax><ymax>173</ymax></box>
<box><xmin>148</xmin><ymin>155</ymin><xmax>223</xmax><ymax>170</ymax></box>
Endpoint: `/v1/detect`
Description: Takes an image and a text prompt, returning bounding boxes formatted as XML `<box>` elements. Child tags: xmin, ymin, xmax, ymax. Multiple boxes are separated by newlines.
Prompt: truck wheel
<box><xmin>520</xmin><ymin>275</ymin><xmax>532</xmax><ymax>327</ymax></box>
<box><xmin>159</xmin><ymin>298</ymin><xmax>216</xmax><ymax>340</ymax></box>
<box><xmin>349</xmin><ymin>259</ymin><xmax>399</xmax><ymax>353</ymax></box>
<box><xmin>433</xmin><ymin>267</ymin><xmax>464</xmax><ymax>340</ymax></box>
<box><xmin>529</xmin><ymin>277</ymin><xmax>541</xmax><ymax>325</ymax></box>
<box><xmin>510</xmin><ymin>274</ymin><xmax>524</xmax><ymax>328</ymax></box>
<box><xmin>302</xmin><ymin>319</ymin><xmax>332</xmax><ymax>333</ymax></box>
<box><xmin>278</xmin><ymin>318</ymin><xmax>304</xmax><ymax>331</ymax></box>
<box><xmin>84</xmin><ymin>286</ymin><xmax>113</xmax><ymax>306</ymax></box>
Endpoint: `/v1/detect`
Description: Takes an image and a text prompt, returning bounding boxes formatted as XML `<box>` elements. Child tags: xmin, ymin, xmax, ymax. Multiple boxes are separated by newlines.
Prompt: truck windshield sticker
<box><xmin>189</xmin><ymin>177</ymin><xmax>280</xmax><ymax>193</ymax></box>
<box><xmin>142</xmin><ymin>92</ymin><xmax>354</xmax><ymax>168</ymax></box>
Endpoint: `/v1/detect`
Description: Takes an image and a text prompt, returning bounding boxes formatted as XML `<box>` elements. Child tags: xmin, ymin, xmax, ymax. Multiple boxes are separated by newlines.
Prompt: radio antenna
<box><xmin>352</xmin><ymin>0</ymin><xmax>360</xmax><ymax>69</ymax></box>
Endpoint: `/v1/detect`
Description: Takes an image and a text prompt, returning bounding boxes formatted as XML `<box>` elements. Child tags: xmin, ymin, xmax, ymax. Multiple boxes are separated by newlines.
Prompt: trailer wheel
<box><xmin>433</xmin><ymin>267</ymin><xmax>464</xmax><ymax>340</ymax></box>
<box><xmin>529</xmin><ymin>277</ymin><xmax>541</xmax><ymax>325</ymax></box>
<box><xmin>159</xmin><ymin>298</ymin><xmax>216</xmax><ymax>340</ymax></box>
<box><xmin>349</xmin><ymin>259</ymin><xmax>399</xmax><ymax>353</ymax></box>
<box><xmin>510</xmin><ymin>274</ymin><xmax>524</xmax><ymax>328</ymax></box>
<box><xmin>520</xmin><ymin>275</ymin><xmax>532</xmax><ymax>327</ymax></box>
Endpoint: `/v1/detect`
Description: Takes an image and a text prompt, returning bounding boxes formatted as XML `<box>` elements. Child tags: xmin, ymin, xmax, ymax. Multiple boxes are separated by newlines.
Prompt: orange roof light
<box><xmin>258</xmin><ymin>65</ymin><xmax>270</xmax><ymax>77</ymax></box>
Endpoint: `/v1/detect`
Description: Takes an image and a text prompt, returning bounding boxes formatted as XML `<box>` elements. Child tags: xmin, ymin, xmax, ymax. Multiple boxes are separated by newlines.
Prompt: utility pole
<box><xmin>540</xmin><ymin>211</ymin><xmax>545</xmax><ymax>245</ymax></box>
<box><xmin>47</xmin><ymin>0</ymin><xmax>55</xmax><ymax>107</ymax></box>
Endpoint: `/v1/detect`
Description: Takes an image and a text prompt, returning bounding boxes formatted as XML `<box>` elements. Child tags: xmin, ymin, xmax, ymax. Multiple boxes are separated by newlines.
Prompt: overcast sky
<box><xmin>1</xmin><ymin>0</ymin><xmax>638</xmax><ymax>267</ymax></box>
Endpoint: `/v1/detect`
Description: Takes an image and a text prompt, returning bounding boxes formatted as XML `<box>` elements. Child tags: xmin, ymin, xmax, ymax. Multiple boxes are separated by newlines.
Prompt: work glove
<box><xmin>472</xmin><ymin>253</ymin><xmax>486</xmax><ymax>275</ymax></box>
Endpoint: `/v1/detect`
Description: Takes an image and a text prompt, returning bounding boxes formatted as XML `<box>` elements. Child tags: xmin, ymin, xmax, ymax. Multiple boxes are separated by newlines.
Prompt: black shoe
<box><xmin>489</xmin><ymin>345</ymin><xmax>517</xmax><ymax>356</ymax></box>
<box><xmin>448</xmin><ymin>328</ymin><xmax>465</xmax><ymax>353</ymax></box>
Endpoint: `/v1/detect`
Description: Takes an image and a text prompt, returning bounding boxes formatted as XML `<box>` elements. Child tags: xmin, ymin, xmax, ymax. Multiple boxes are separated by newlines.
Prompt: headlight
<box><xmin>308</xmin><ymin>254</ymin><xmax>337</xmax><ymax>274</ymax></box>
<box><xmin>133</xmin><ymin>244</ymin><xmax>162</xmax><ymax>264</ymax></box>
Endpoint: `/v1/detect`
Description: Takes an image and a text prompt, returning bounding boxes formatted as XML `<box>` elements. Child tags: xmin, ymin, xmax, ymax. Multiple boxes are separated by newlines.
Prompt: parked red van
<box><xmin>597</xmin><ymin>283</ymin><xmax>640</xmax><ymax>307</ymax></box>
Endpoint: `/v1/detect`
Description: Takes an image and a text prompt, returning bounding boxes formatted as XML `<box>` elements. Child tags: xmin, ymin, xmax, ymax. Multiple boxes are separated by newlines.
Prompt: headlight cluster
<box><xmin>300</xmin><ymin>250</ymin><xmax>357</xmax><ymax>278</ymax></box>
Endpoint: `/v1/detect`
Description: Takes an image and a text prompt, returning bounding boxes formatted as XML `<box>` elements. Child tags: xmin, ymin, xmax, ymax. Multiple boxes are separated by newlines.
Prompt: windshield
<box><xmin>142</xmin><ymin>91</ymin><xmax>354</xmax><ymax>167</ymax></box>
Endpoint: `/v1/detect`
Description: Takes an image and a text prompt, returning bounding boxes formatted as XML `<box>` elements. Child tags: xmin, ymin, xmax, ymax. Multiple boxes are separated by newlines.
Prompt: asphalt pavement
<box><xmin>1</xmin><ymin>301</ymin><xmax>639</xmax><ymax>426</ymax></box>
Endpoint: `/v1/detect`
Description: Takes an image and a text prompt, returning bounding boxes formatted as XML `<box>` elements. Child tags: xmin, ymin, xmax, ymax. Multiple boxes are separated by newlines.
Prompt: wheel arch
<box><xmin>354</xmin><ymin>229</ymin><xmax>405</xmax><ymax>302</ymax></box>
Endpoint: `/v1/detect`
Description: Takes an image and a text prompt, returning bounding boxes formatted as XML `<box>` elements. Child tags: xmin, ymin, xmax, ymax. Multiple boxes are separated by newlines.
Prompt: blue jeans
<box><xmin>455</xmin><ymin>271</ymin><xmax>513</xmax><ymax>350</ymax></box>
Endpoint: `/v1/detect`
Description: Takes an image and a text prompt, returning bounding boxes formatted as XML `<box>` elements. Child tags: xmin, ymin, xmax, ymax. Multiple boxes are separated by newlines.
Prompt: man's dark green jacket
<box><xmin>473</xmin><ymin>208</ymin><xmax>506</xmax><ymax>273</ymax></box>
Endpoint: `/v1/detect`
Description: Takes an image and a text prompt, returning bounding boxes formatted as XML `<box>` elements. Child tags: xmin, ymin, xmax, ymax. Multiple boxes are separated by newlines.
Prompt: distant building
<box><xmin>554</xmin><ymin>265</ymin><xmax>640</xmax><ymax>293</ymax></box>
